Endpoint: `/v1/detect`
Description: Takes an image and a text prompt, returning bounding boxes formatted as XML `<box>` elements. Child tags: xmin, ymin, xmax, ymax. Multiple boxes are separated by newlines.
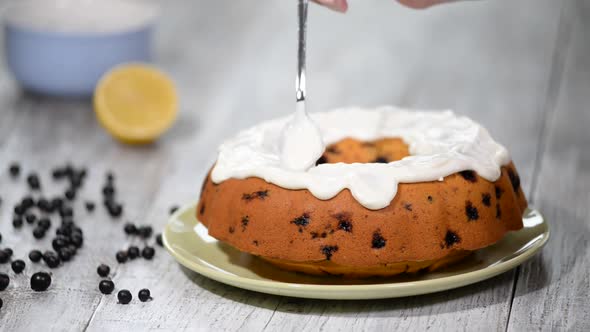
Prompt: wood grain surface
<box><xmin>0</xmin><ymin>0</ymin><xmax>587</xmax><ymax>331</ymax></box>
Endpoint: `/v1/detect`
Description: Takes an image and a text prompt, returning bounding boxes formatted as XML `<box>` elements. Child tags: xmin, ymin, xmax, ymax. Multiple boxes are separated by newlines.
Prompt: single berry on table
<box><xmin>27</xmin><ymin>173</ymin><xmax>41</xmax><ymax>190</ymax></box>
<box><xmin>0</xmin><ymin>251</ymin><xmax>9</xmax><ymax>264</ymax></box>
<box><xmin>128</xmin><ymin>246</ymin><xmax>140</xmax><ymax>259</ymax></box>
<box><xmin>116</xmin><ymin>250</ymin><xmax>128</xmax><ymax>263</ymax></box>
<box><xmin>107</xmin><ymin>203</ymin><xmax>123</xmax><ymax>218</ymax></box>
<box><xmin>102</xmin><ymin>185</ymin><xmax>115</xmax><ymax>197</ymax></box>
<box><xmin>97</xmin><ymin>264</ymin><xmax>110</xmax><ymax>277</ymax></box>
<box><xmin>22</xmin><ymin>197</ymin><xmax>35</xmax><ymax>209</ymax></box>
<box><xmin>156</xmin><ymin>234</ymin><xmax>163</xmax><ymax>247</ymax></box>
<box><xmin>25</xmin><ymin>214</ymin><xmax>37</xmax><ymax>224</ymax></box>
<box><xmin>33</xmin><ymin>227</ymin><xmax>46</xmax><ymax>239</ymax></box>
<box><xmin>138</xmin><ymin>288</ymin><xmax>151</xmax><ymax>302</ymax></box>
<box><xmin>58</xmin><ymin>248</ymin><xmax>72</xmax><ymax>262</ymax></box>
<box><xmin>43</xmin><ymin>251</ymin><xmax>60</xmax><ymax>268</ymax></box>
<box><xmin>142</xmin><ymin>246</ymin><xmax>155</xmax><ymax>260</ymax></box>
<box><xmin>13</xmin><ymin>204</ymin><xmax>25</xmax><ymax>215</ymax></box>
<box><xmin>51</xmin><ymin>198</ymin><xmax>64</xmax><ymax>210</ymax></box>
<box><xmin>85</xmin><ymin>201</ymin><xmax>95</xmax><ymax>212</ymax></box>
<box><xmin>71</xmin><ymin>234</ymin><xmax>83</xmax><ymax>248</ymax></box>
<box><xmin>169</xmin><ymin>206</ymin><xmax>179</xmax><ymax>215</ymax></box>
<box><xmin>138</xmin><ymin>226</ymin><xmax>153</xmax><ymax>239</ymax></box>
<box><xmin>0</xmin><ymin>273</ymin><xmax>9</xmax><ymax>291</ymax></box>
<box><xmin>30</xmin><ymin>272</ymin><xmax>51</xmax><ymax>291</ymax></box>
<box><xmin>4</xmin><ymin>248</ymin><xmax>13</xmax><ymax>257</ymax></box>
<box><xmin>52</xmin><ymin>236</ymin><xmax>69</xmax><ymax>251</ymax></box>
<box><xmin>38</xmin><ymin>218</ymin><xmax>51</xmax><ymax>230</ymax></box>
<box><xmin>9</xmin><ymin>163</ymin><xmax>20</xmax><ymax>177</ymax></box>
<box><xmin>124</xmin><ymin>223</ymin><xmax>137</xmax><ymax>235</ymax></box>
<box><xmin>11</xmin><ymin>260</ymin><xmax>25</xmax><ymax>274</ymax></box>
<box><xmin>117</xmin><ymin>290</ymin><xmax>132</xmax><ymax>304</ymax></box>
<box><xmin>64</xmin><ymin>189</ymin><xmax>76</xmax><ymax>201</ymax></box>
<box><xmin>12</xmin><ymin>216</ymin><xmax>23</xmax><ymax>228</ymax></box>
<box><xmin>99</xmin><ymin>280</ymin><xmax>115</xmax><ymax>295</ymax></box>
<box><xmin>59</xmin><ymin>206</ymin><xmax>73</xmax><ymax>218</ymax></box>
<box><xmin>37</xmin><ymin>198</ymin><xmax>52</xmax><ymax>212</ymax></box>
<box><xmin>29</xmin><ymin>250</ymin><xmax>42</xmax><ymax>262</ymax></box>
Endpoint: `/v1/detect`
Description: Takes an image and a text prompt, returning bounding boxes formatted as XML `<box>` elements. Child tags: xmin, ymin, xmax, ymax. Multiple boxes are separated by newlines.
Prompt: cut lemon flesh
<box><xmin>94</xmin><ymin>63</ymin><xmax>178</xmax><ymax>144</ymax></box>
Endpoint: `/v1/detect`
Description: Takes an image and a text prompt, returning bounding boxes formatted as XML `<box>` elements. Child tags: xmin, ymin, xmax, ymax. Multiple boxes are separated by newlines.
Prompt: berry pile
<box><xmin>0</xmin><ymin>162</ymin><xmax>168</xmax><ymax>310</ymax></box>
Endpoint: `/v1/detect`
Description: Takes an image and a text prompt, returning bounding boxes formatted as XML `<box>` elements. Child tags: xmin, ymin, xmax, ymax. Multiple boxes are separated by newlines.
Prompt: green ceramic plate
<box><xmin>164</xmin><ymin>204</ymin><xmax>549</xmax><ymax>300</ymax></box>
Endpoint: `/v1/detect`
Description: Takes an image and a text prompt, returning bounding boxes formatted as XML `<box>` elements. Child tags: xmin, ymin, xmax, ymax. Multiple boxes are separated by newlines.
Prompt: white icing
<box><xmin>211</xmin><ymin>106</ymin><xmax>510</xmax><ymax>210</ymax></box>
<box><xmin>279</xmin><ymin>102</ymin><xmax>324</xmax><ymax>171</ymax></box>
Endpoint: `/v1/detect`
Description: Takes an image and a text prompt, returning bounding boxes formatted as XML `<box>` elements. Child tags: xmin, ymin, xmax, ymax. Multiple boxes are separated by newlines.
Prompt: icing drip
<box><xmin>211</xmin><ymin>106</ymin><xmax>511</xmax><ymax>210</ymax></box>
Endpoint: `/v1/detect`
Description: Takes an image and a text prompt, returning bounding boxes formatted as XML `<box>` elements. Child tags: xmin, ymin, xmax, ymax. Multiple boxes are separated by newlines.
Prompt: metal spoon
<box><xmin>296</xmin><ymin>0</ymin><xmax>308</xmax><ymax>104</ymax></box>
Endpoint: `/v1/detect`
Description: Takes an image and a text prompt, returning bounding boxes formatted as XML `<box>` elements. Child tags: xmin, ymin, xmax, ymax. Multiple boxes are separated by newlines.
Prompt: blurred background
<box><xmin>0</xmin><ymin>0</ymin><xmax>563</xmax><ymax>204</ymax></box>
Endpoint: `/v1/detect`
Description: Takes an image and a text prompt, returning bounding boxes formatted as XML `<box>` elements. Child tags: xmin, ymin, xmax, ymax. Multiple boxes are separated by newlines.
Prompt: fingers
<box><xmin>311</xmin><ymin>0</ymin><xmax>349</xmax><ymax>13</ymax></box>
<box><xmin>397</xmin><ymin>0</ymin><xmax>452</xmax><ymax>9</ymax></box>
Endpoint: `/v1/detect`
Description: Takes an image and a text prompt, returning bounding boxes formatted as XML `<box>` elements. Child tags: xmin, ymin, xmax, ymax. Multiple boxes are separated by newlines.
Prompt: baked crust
<box><xmin>197</xmin><ymin>138</ymin><xmax>526</xmax><ymax>276</ymax></box>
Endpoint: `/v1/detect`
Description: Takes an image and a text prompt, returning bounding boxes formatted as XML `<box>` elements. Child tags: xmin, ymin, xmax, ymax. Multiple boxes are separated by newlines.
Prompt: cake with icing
<box><xmin>197</xmin><ymin>106</ymin><xmax>527</xmax><ymax>277</ymax></box>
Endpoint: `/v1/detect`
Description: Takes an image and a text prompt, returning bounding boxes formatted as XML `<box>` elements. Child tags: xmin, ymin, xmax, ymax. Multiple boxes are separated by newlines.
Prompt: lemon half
<box><xmin>94</xmin><ymin>63</ymin><xmax>178</xmax><ymax>144</ymax></box>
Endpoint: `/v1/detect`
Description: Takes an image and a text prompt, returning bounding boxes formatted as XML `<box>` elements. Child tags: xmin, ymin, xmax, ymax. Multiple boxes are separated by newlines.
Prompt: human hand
<box><xmin>312</xmin><ymin>0</ymin><xmax>454</xmax><ymax>13</ymax></box>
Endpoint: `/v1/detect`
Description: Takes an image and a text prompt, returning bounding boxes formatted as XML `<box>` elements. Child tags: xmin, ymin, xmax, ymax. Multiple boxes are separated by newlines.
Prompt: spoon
<box><xmin>296</xmin><ymin>0</ymin><xmax>308</xmax><ymax>106</ymax></box>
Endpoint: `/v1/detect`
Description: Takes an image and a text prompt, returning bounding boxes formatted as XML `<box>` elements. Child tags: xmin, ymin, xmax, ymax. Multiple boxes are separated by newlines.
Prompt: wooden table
<box><xmin>0</xmin><ymin>0</ymin><xmax>588</xmax><ymax>330</ymax></box>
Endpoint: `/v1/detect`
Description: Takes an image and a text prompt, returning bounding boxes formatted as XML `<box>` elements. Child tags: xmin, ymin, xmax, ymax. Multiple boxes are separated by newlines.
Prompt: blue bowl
<box><xmin>2</xmin><ymin>0</ymin><xmax>158</xmax><ymax>97</ymax></box>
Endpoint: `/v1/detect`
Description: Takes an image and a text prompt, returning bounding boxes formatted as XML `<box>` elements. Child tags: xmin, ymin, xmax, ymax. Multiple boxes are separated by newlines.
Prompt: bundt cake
<box><xmin>197</xmin><ymin>107</ymin><xmax>527</xmax><ymax>278</ymax></box>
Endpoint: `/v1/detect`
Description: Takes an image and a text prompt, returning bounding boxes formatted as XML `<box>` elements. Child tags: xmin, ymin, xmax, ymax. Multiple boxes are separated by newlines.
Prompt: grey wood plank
<box><xmin>507</xmin><ymin>1</ymin><xmax>590</xmax><ymax>331</ymax></box>
<box><xmin>0</xmin><ymin>0</ymin><xmax>564</xmax><ymax>331</ymax></box>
